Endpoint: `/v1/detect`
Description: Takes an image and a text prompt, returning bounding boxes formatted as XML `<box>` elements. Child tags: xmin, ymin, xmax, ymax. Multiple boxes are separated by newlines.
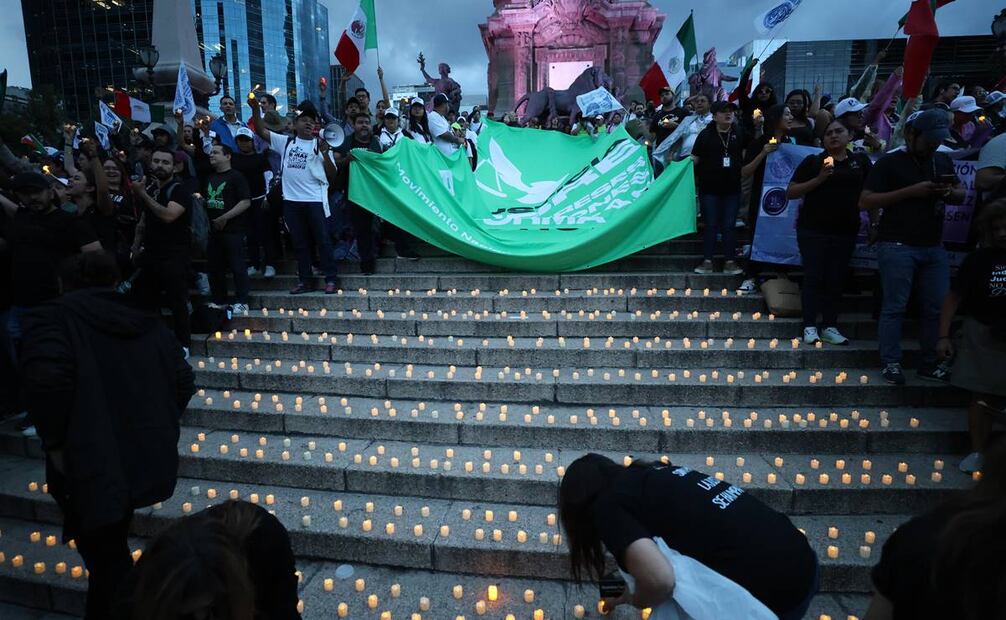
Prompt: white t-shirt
<box><xmin>380</xmin><ymin>128</ymin><xmax>404</xmax><ymax>150</ymax></box>
<box><xmin>268</xmin><ymin>132</ymin><xmax>326</xmax><ymax>203</ymax></box>
<box><xmin>428</xmin><ymin>111</ymin><xmax>457</xmax><ymax>156</ymax></box>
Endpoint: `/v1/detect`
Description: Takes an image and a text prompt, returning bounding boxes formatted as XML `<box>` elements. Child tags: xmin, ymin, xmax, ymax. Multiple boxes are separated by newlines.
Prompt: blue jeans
<box><xmin>283</xmin><ymin>200</ymin><xmax>338</xmax><ymax>284</ymax></box>
<box><xmin>699</xmin><ymin>193</ymin><xmax>740</xmax><ymax>261</ymax></box>
<box><xmin>877</xmin><ymin>242</ymin><xmax>949</xmax><ymax>367</ymax></box>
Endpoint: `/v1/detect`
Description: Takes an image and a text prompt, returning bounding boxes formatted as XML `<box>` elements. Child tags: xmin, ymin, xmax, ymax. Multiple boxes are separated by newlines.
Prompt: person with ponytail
<box><xmin>558</xmin><ymin>453</ymin><xmax>818</xmax><ymax>619</ymax></box>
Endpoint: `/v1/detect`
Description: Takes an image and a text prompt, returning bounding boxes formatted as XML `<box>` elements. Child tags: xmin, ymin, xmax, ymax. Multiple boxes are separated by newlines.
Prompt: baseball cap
<box><xmin>906</xmin><ymin>108</ymin><xmax>950</xmax><ymax>143</ymax></box>
<box><xmin>383</xmin><ymin>109</ymin><xmax>399</xmax><ymax>119</ymax></box>
<box><xmin>985</xmin><ymin>91</ymin><xmax>1006</xmax><ymax>106</ymax></box>
<box><xmin>235</xmin><ymin>127</ymin><xmax>255</xmax><ymax>140</ymax></box>
<box><xmin>950</xmin><ymin>95</ymin><xmax>981</xmax><ymax>114</ymax></box>
<box><xmin>410</xmin><ymin>97</ymin><xmax>425</xmax><ymax>107</ymax></box>
<box><xmin>834</xmin><ymin>97</ymin><xmax>867</xmax><ymax>118</ymax></box>
<box><xmin>12</xmin><ymin>171</ymin><xmax>51</xmax><ymax>192</ymax></box>
<box><xmin>432</xmin><ymin>93</ymin><xmax>449</xmax><ymax>107</ymax></box>
<box><xmin>710</xmin><ymin>101</ymin><xmax>739</xmax><ymax>114</ymax></box>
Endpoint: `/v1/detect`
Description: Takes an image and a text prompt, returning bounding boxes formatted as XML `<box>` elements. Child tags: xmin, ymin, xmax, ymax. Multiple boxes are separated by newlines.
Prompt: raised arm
<box><xmin>864</xmin><ymin>67</ymin><xmax>903</xmax><ymax>129</ymax></box>
<box><xmin>377</xmin><ymin>66</ymin><xmax>391</xmax><ymax>109</ymax></box>
<box><xmin>247</xmin><ymin>96</ymin><xmax>271</xmax><ymax>142</ymax></box>
<box><xmin>63</xmin><ymin>124</ymin><xmax>78</xmax><ymax>176</ymax></box>
<box><xmin>88</xmin><ymin>144</ymin><xmax>115</xmax><ymax>217</ymax></box>
<box><xmin>848</xmin><ymin>51</ymin><xmax>884</xmax><ymax>100</ymax></box>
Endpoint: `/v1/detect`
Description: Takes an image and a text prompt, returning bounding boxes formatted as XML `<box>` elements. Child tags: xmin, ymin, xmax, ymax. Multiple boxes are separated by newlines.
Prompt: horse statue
<box><xmin>515</xmin><ymin>67</ymin><xmax>616</xmax><ymax>126</ymax></box>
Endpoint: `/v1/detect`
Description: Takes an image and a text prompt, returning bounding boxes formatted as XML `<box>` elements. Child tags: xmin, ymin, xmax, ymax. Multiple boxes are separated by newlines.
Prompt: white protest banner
<box><xmin>576</xmin><ymin>87</ymin><xmax>624</xmax><ymax>118</ymax></box>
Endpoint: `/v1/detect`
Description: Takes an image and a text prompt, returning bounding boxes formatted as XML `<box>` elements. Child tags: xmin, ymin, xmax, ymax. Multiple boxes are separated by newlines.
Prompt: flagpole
<box><xmin>882</xmin><ymin>25</ymin><xmax>904</xmax><ymax>55</ymax></box>
<box><xmin>373</xmin><ymin>0</ymin><xmax>382</xmax><ymax>69</ymax></box>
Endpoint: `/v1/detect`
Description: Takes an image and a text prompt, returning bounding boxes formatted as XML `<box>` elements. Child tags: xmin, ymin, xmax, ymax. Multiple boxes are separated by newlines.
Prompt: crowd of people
<box><xmin>1</xmin><ymin>49</ymin><xmax>1006</xmax><ymax>619</ymax></box>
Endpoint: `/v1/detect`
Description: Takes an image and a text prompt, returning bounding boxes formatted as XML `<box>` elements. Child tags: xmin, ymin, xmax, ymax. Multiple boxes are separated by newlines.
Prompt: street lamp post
<box><xmin>209</xmin><ymin>53</ymin><xmax>228</xmax><ymax>97</ymax></box>
<box><xmin>137</xmin><ymin>44</ymin><xmax>160</xmax><ymax>99</ymax></box>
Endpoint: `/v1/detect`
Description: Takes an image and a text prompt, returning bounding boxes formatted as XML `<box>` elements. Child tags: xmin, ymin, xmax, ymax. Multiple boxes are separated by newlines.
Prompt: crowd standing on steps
<box><xmin>1</xmin><ymin>47</ymin><xmax>1005</xmax><ymax>618</ymax></box>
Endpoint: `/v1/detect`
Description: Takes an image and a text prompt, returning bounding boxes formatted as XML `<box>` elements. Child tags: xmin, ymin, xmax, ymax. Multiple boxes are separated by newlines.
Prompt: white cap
<box><xmin>950</xmin><ymin>95</ymin><xmax>981</xmax><ymax>114</ymax></box>
<box><xmin>834</xmin><ymin>97</ymin><xmax>868</xmax><ymax>118</ymax></box>
<box><xmin>985</xmin><ymin>91</ymin><xmax>1006</xmax><ymax>106</ymax></box>
<box><xmin>235</xmin><ymin>127</ymin><xmax>255</xmax><ymax>140</ymax></box>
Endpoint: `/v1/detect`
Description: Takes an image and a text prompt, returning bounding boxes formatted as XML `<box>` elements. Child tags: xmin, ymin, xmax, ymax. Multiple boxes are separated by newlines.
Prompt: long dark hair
<box><xmin>558</xmin><ymin>453</ymin><xmax>626</xmax><ymax>583</ymax></box>
<box><xmin>407</xmin><ymin>105</ymin><xmax>431</xmax><ymax>141</ymax></box>
<box><xmin>764</xmin><ymin>103</ymin><xmax>791</xmax><ymax>139</ymax></box>
<box><xmin>784</xmin><ymin>89</ymin><xmax>811</xmax><ymax>121</ymax></box>
<box><xmin>124</xmin><ymin>508</ymin><xmax>256</xmax><ymax>620</ymax></box>
<box><xmin>932</xmin><ymin>437</ymin><xmax>1006</xmax><ymax>619</ymax></box>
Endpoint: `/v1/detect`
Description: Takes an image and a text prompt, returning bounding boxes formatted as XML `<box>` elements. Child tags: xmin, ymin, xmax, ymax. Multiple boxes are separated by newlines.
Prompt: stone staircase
<box><xmin>0</xmin><ymin>238</ymin><xmax>973</xmax><ymax>619</ymax></box>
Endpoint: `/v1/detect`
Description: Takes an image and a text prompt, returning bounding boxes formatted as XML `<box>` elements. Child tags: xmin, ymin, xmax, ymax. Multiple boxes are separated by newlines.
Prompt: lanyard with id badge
<box><xmin>718</xmin><ymin>129</ymin><xmax>733</xmax><ymax>168</ymax></box>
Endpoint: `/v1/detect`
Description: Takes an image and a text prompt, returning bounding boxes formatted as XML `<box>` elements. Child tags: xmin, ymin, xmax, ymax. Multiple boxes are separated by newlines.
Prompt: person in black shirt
<box><xmin>559</xmin><ymin>454</ymin><xmax>818</xmax><ymax>620</ymax></box>
<box><xmin>861</xmin><ymin>109</ymin><xmax>966</xmax><ymax>386</ymax></box>
<box><xmin>131</xmin><ymin>147</ymin><xmax>193</xmax><ymax>355</ymax></box>
<box><xmin>692</xmin><ymin>101</ymin><xmax>744</xmax><ymax>276</ymax></box>
<box><xmin>866</xmin><ymin>437</ymin><xmax>1006</xmax><ymax>620</ymax></box>
<box><xmin>935</xmin><ymin>199</ymin><xmax>1006</xmax><ymax>473</ymax></box>
<box><xmin>1</xmin><ymin>171</ymin><xmax>101</xmax><ymax>320</ymax></box>
<box><xmin>205</xmin><ymin>144</ymin><xmax>252</xmax><ymax>314</ymax></box>
<box><xmin>788</xmin><ymin>119</ymin><xmax>872</xmax><ymax>346</ymax></box>
<box><xmin>232</xmin><ymin>127</ymin><xmax>277</xmax><ymax>279</ymax></box>
<box><xmin>335</xmin><ymin>112</ymin><xmax>418</xmax><ymax>274</ymax></box>
<box><xmin>649</xmin><ymin>87</ymin><xmax>685</xmax><ymax>149</ymax></box>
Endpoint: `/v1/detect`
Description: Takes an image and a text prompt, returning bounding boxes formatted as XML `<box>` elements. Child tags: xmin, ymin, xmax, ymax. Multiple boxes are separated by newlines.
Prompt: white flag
<box><xmin>754</xmin><ymin>0</ymin><xmax>803</xmax><ymax>35</ymax></box>
<box><xmin>98</xmin><ymin>100</ymin><xmax>122</xmax><ymax>133</ymax></box>
<box><xmin>174</xmin><ymin>64</ymin><xmax>197</xmax><ymax>123</ymax></box>
<box><xmin>129</xmin><ymin>98</ymin><xmax>151</xmax><ymax>123</ymax></box>
<box><xmin>576</xmin><ymin>87</ymin><xmax>624</xmax><ymax>117</ymax></box>
<box><xmin>94</xmin><ymin>122</ymin><xmax>111</xmax><ymax>150</ymax></box>
<box><xmin>72</xmin><ymin>128</ymin><xmax>81</xmax><ymax>150</ymax></box>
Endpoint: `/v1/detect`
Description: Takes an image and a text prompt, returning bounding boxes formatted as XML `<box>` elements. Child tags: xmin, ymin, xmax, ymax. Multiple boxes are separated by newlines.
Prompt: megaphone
<box><xmin>322</xmin><ymin>123</ymin><xmax>345</xmax><ymax>148</ymax></box>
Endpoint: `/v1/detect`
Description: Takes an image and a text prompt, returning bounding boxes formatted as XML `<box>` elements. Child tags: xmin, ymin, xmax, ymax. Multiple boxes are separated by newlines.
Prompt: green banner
<box><xmin>348</xmin><ymin>119</ymin><xmax>696</xmax><ymax>272</ymax></box>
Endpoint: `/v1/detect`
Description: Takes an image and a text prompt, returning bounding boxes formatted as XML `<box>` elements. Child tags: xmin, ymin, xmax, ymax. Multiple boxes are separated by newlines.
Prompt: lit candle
<box><xmin>488</xmin><ymin>585</ymin><xmax>499</xmax><ymax>602</ymax></box>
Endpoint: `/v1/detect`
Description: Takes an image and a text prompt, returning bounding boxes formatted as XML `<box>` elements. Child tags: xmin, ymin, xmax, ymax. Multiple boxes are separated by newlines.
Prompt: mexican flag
<box><xmin>334</xmin><ymin>0</ymin><xmax>378</xmax><ymax>76</ymax></box>
<box><xmin>640</xmin><ymin>13</ymin><xmax>697</xmax><ymax>105</ymax></box>
<box><xmin>113</xmin><ymin>91</ymin><xmax>165</xmax><ymax>123</ymax></box>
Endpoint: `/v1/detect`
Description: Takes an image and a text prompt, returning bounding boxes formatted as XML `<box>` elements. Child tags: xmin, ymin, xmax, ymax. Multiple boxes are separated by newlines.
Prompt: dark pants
<box><xmin>0</xmin><ymin>308</ymin><xmax>16</xmax><ymax>416</ymax></box>
<box><xmin>208</xmin><ymin>231</ymin><xmax>250</xmax><ymax>304</ymax></box>
<box><xmin>797</xmin><ymin>230</ymin><xmax>854</xmax><ymax>329</ymax></box>
<box><xmin>877</xmin><ymin>242</ymin><xmax>949</xmax><ymax>367</ymax></box>
<box><xmin>75</xmin><ymin>514</ymin><xmax>134</xmax><ymax>620</ymax></box>
<box><xmin>699</xmin><ymin>193</ymin><xmax>740</xmax><ymax>261</ymax></box>
<box><xmin>352</xmin><ymin>202</ymin><xmax>415</xmax><ymax>262</ymax></box>
<box><xmin>246</xmin><ymin>197</ymin><xmax>278</xmax><ymax>269</ymax></box>
<box><xmin>137</xmin><ymin>249</ymin><xmax>191</xmax><ymax>347</ymax></box>
<box><xmin>284</xmin><ymin>200</ymin><xmax>337</xmax><ymax>284</ymax></box>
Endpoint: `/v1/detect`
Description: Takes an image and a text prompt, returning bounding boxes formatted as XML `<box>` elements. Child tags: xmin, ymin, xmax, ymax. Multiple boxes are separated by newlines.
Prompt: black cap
<box><xmin>710</xmin><ymin>101</ymin><xmax>739</xmax><ymax>114</ymax></box>
<box><xmin>296</xmin><ymin>100</ymin><xmax>320</xmax><ymax>121</ymax></box>
<box><xmin>906</xmin><ymin>108</ymin><xmax>951</xmax><ymax>143</ymax></box>
<box><xmin>432</xmin><ymin>93</ymin><xmax>449</xmax><ymax>107</ymax></box>
<box><xmin>12</xmin><ymin>171</ymin><xmax>51</xmax><ymax>192</ymax></box>
<box><xmin>150</xmin><ymin>126</ymin><xmax>171</xmax><ymax>135</ymax></box>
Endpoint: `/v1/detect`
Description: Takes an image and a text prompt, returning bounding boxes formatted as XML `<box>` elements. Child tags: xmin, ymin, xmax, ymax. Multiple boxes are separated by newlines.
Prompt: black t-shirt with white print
<box><xmin>592</xmin><ymin>462</ymin><xmax>817</xmax><ymax>616</ymax></box>
<box><xmin>952</xmin><ymin>247</ymin><xmax>1006</xmax><ymax>325</ymax></box>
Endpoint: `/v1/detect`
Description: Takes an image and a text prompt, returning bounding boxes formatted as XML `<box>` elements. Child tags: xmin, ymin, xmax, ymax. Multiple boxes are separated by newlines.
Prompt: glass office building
<box><xmin>21</xmin><ymin>0</ymin><xmax>329</xmax><ymax>123</ymax></box>
<box><xmin>192</xmin><ymin>0</ymin><xmax>330</xmax><ymax>119</ymax></box>
<box><xmin>761</xmin><ymin>36</ymin><xmax>1000</xmax><ymax>102</ymax></box>
<box><xmin>21</xmin><ymin>0</ymin><xmax>156</xmax><ymax>122</ymax></box>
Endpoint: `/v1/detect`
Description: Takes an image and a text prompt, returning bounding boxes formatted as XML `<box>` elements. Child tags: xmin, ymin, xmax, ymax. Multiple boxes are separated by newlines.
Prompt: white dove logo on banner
<box><xmin>475</xmin><ymin>138</ymin><xmax>568</xmax><ymax>205</ymax></box>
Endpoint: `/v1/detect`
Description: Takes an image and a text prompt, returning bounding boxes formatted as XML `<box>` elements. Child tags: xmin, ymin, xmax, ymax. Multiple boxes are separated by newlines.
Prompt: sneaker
<box><xmin>803</xmin><ymin>327</ymin><xmax>821</xmax><ymax>345</ymax></box>
<box><xmin>324</xmin><ymin>281</ymin><xmax>339</xmax><ymax>295</ymax></box>
<box><xmin>263</xmin><ymin>265</ymin><xmax>276</xmax><ymax>279</ymax></box>
<box><xmin>360</xmin><ymin>259</ymin><xmax>376</xmax><ymax>275</ymax></box>
<box><xmin>737</xmin><ymin>278</ymin><xmax>757</xmax><ymax>294</ymax></box>
<box><xmin>182</xmin><ymin>347</ymin><xmax>190</xmax><ymax>361</ymax></box>
<box><xmin>230</xmin><ymin>303</ymin><xmax>249</xmax><ymax>315</ymax></box>
<box><xmin>735</xmin><ymin>218</ymin><xmax>745</xmax><ymax>229</ymax></box>
<box><xmin>693</xmin><ymin>260</ymin><xmax>715</xmax><ymax>275</ymax></box>
<box><xmin>21</xmin><ymin>425</ymin><xmax>37</xmax><ymax>438</ymax></box>
<box><xmin>820</xmin><ymin>327</ymin><xmax>850</xmax><ymax>346</ymax></box>
<box><xmin>958</xmin><ymin>451</ymin><xmax>983</xmax><ymax>474</ymax></box>
<box><xmin>917</xmin><ymin>361</ymin><xmax>951</xmax><ymax>384</ymax></box>
<box><xmin>206</xmin><ymin>302</ymin><xmax>227</xmax><ymax>310</ymax></box>
<box><xmin>882</xmin><ymin>363</ymin><xmax>906</xmax><ymax>386</ymax></box>
<box><xmin>195</xmin><ymin>272</ymin><xmax>211</xmax><ymax>296</ymax></box>
<box><xmin>247</xmin><ymin>266</ymin><xmax>260</xmax><ymax>278</ymax></box>
<box><xmin>722</xmin><ymin>260</ymin><xmax>743</xmax><ymax>276</ymax></box>
<box><xmin>289</xmin><ymin>283</ymin><xmax>314</xmax><ymax>295</ymax></box>
<box><xmin>396</xmin><ymin>247</ymin><xmax>420</xmax><ymax>261</ymax></box>
<box><xmin>976</xmin><ymin>396</ymin><xmax>1006</xmax><ymax>416</ymax></box>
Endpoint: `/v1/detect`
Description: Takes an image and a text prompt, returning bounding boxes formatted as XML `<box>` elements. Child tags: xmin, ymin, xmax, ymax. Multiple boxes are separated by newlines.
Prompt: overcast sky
<box><xmin>0</xmin><ymin>0</ymin><xmax>994</xmax><ymax>94</ymax></box>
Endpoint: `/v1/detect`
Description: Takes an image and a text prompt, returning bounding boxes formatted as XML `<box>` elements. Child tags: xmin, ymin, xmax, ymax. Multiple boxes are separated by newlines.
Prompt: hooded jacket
<box><xmin>19</xmin><ymin>289</ymin><xmax>195</xmax><ymax>533</ymax></box>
